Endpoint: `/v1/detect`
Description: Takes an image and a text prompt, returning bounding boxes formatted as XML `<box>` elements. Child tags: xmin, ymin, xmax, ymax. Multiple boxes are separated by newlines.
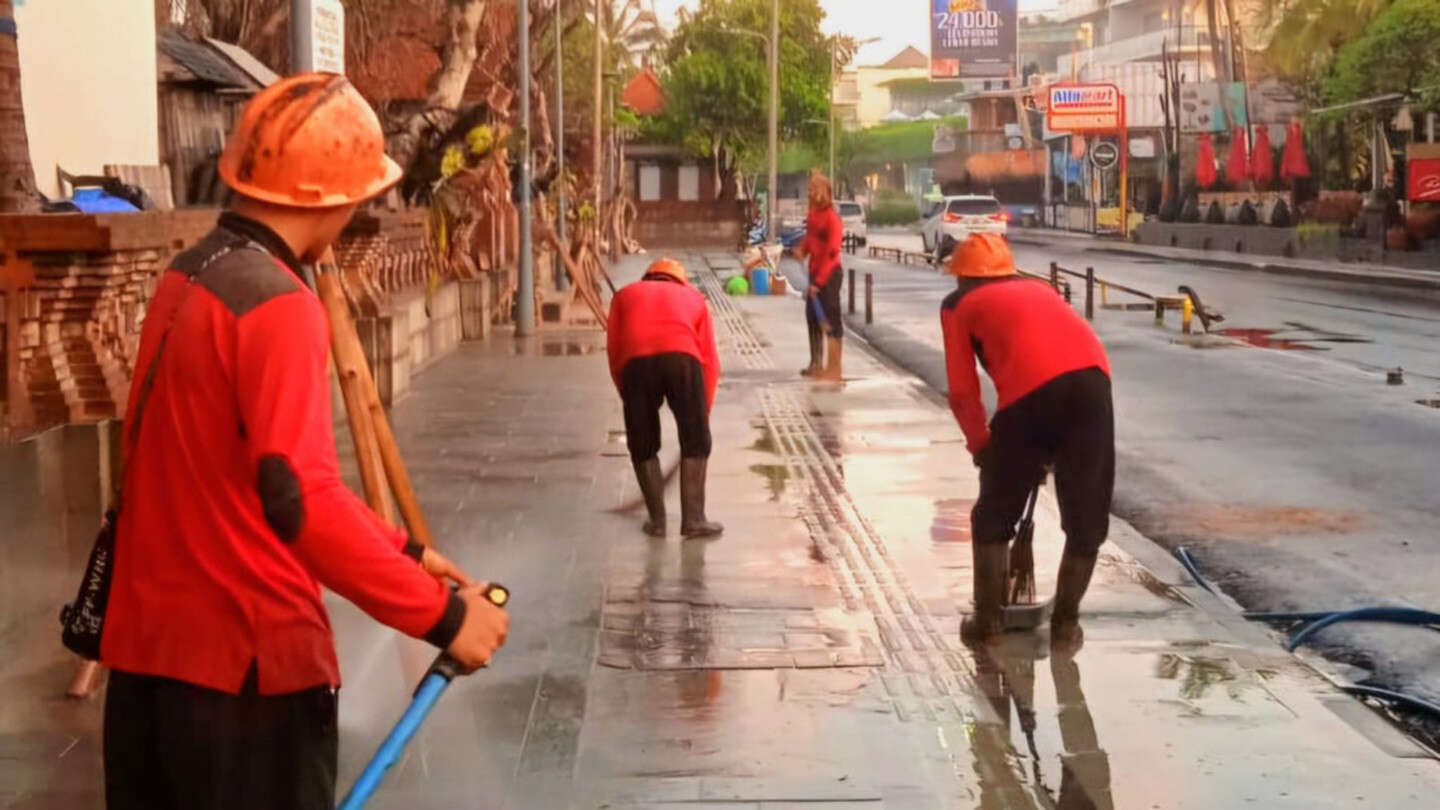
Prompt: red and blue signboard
<box><xmin>930</xmin><ymin>0</ymin><xmax>1018</xmax><ymax>80</ymax></box>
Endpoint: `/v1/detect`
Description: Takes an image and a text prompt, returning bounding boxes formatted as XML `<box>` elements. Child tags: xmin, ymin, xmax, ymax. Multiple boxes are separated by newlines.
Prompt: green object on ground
<box><xmin>725</xmin><ymin>276</ymin><xmax>750</xmax><ymax>296</ymax></box>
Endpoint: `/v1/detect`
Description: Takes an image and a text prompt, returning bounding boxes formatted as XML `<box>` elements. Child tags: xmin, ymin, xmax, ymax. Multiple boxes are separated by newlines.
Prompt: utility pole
<box><xmin>766</xmin><ymin>0</ymin><xmax>778</xmax><ymax>248</ymax></box>
<box><xmin>594</xmin><ymin>0</ymin><xmax>604</xmax><ymax>222</ymax></box>
<box><xmin>516</xmin><ymin>0</ymin><xmax>535</xmax><ymax>335</ymax></box>
<box><xmin>828</xmin><ymin>39</ymin><xmax>836</xmax><ymax>184</ymax></box>
<box><xmin>555</xmin><ymin>2</ymin><xmax>567</xmax><ymax>290</ymax></box>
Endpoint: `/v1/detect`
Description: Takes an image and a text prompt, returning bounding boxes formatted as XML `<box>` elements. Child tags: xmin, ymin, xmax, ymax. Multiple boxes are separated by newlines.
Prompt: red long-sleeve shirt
<box><xmin>102</xmin><ymin>214</ymin><xmax>462</xmax><ymax>696</ymax></box>
<box><xmin>940</xmin><ymin>277</ymin><xmax>1110</xmax><ymax>454</ymax></box>
<box><xmin>802</xmin><ymin>206</ymin><xmax>844</xmax><ymax>287</ymax></box>
<box><xmin>607</xmin><ymin>276</ymin><xmax>720</xmax><ymax>411</ymax></box>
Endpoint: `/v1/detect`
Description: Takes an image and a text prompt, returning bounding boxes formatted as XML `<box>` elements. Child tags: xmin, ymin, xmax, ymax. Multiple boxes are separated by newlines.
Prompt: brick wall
<box><xmin>634</xmin><ymin>200</ymin><xmax>748</xmax><ymax>248</ymax></box>
<box><xmin>1</xmin><ymin>211</ymin><xmax>219</xmax><ymax>442</ymax></box>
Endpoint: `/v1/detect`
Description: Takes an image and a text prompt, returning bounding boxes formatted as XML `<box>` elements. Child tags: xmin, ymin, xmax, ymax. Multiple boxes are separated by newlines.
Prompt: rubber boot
<box><xmin>1051</xmin><ymin>549</ymin><xmax>1098</xmax><ymax>650</ymax></box>
<box><xmin>679</xmin><ymin>457</ymin><xmax>723</xmax><ymax>538</ymax></box>
<box><xmin>632</xmin><ymin>458</ymin><xmax>666</xmax><ymax>537</ymax></box>
<box><xmin>961</xmin><ymin>541</ymin><xmax>1008</xmax><ymax>644</ymax></box>
<box><xmin>800</xmin><ymin>316</ymin><xmax>822</xmax><ymax>376</ymax></box>
<box><xmin>815</xmin><ymin>336</ymin><xmax>843</xmax><ymax>381</ymax></box>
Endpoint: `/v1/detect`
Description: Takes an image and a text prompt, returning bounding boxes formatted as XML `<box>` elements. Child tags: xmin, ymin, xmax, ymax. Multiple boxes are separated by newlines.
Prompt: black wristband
<box><xmin>423</xmin><ymin>590</ymin><xmax>467</xmax><ymax>650</ymax></box>
<box><xmin>401</xmin><ymin>540</ymin><xmax>425</xmax><ymax>563</ymax></box>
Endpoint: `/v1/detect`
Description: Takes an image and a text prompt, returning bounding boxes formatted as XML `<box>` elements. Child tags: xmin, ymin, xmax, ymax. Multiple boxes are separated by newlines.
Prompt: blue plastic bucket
<box><xmin>750</xmin><ymin>267</ymin><xmax>770</xmax><ymax>296</ymax></box>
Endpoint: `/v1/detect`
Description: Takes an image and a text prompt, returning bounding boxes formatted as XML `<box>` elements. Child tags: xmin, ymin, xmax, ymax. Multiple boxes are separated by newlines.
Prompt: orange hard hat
<box><xmin>219</xmin><ymin>73</ymin><xmax>403</xmax><ymax>208</ymax></box>
<box><xmin>947</xmin><ymin>233</ymin><xmax>1017</xmax><ymax>278</ymax></box>
<box><xmin>644</xmin><ymin>258</ymin><xmax>689</xmax><ymax>284</ymax></box>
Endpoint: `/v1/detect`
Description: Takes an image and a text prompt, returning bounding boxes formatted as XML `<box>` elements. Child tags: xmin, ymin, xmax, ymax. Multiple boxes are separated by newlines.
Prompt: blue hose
<box><xmin>336</xmin><ymin>672</ymin><xmax>451</xmax><ymax>810</ymax></box>
<box><xmin>1341</xmin><ymin>685</ymin><xmax>1440</xmax><ymax>720</ymax></box>
<box><xmin>1173</xmin><ymin>546</ymin><xmax>1215</xmax><ymax>594</ymax></box>
<box><xmin>1283</xmin><ymin>607</ymin><xmax>1440</xmax><ymax>652</ymax></box>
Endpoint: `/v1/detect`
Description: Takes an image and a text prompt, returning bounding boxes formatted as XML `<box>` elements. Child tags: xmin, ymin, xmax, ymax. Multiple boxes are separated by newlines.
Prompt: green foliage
<box><xmin>1323</xmin><ymin>0</ymin><xmax>1440</xmax><ymax>107</ymax></box>
<box><xmin>1262</xmin><ymin>0</ymin><xmax>1394</xmax><ymax>103</ymax></box>
<box><xmin>866</xmin><ymin>196</ymin><xmax>921</xmax><ymax>226</ymax></box>
<box><xmin>648</xmin><ymin>0</ymin><xmax>832</xmax><ymax>173</ymax></box>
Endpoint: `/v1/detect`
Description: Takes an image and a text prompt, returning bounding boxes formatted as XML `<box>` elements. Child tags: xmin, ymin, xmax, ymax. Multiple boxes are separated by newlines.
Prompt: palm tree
<box><xmin>0</xmin><ymin>0</ymin><xmax>39</xmax><ymax>212</ymax></box>
<box><xmin>598</xmin><ymin>0</ymin><xmax>665</xmax><ymax>71</ymax></box>
<box><xmin>1259</xmin><ymin>0</ymin><xmax>1394</xmax><ymax>94</ymax></box>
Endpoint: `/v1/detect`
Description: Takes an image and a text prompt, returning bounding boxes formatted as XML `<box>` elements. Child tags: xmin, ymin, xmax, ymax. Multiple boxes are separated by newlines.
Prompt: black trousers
<box><xmin>972</xmin><ymin>367</ymin><xmax>1114</xmax><ymax>556</ymax></box>
<box><xmin>806</xmin><ymin>267</ymin><xmax>844</xmax><ymax>338</ymax></box>
<box><xmin>104</xmin><ymin>665</ymin><xmax>337</xmax><ymax>810</ymax></box>
<box><xmin>621</xmin><ymin>352</ymin><xmax>712</xmax><ymax>462</ymax></box>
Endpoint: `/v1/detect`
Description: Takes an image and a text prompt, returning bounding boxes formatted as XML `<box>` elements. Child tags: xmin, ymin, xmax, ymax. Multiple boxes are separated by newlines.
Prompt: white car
<box><xmin>836</xmin><ymin>200</ymin><xmax>867</xmax><ymax>246</ymax></box>
<box><xmin>920</xmin><ymin>195</ymin><xmax>1009</xmax><ymax>256</ymax></box>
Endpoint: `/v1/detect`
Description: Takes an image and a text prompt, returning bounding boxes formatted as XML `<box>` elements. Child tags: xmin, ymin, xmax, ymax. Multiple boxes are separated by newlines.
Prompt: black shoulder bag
<box><xmin>59</xmin><ymin>239</ymin><xmax>257</xmax><ymax>659</ymax></box>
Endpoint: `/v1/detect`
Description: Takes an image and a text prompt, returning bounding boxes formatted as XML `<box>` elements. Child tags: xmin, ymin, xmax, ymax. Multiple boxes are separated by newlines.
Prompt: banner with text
<box><xmin>930</xmin><ymin>0</ymin><xmax>1018</xmax><ymax>80</ymax></box>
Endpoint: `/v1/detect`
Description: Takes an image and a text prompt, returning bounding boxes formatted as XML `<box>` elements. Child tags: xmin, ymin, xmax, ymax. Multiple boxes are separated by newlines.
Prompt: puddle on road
<box><xmin>1154</xmin><ymin>654</ymin><xmax>1239</xmax><ymax>700</ymax></box>
<box><xmin>1152</xmin><ymin>502</ymin><xmax>1369</xmax><ymax>541</ymax></box>
<box><xmin>749</xmin><ymin>463</ymin><xmax>790</xmax><ymax>501</ymax></box>
<box><xmin>511</xmin><ymin>340</ymin><xmax>602</xmax><ymax>356</ymax></box>
<box><xmin>931</xmin><ymin>498</ymin><xmax>975</xmax><ymax>543</ymax></box>
<box><xmin>1214</xmin><ymin>323</ymin><xmax>1373</xmax><ymax>351</ymax></box>
<box><xmin>750</xmin><ymin>427</ymin><xmax>780</xmax><ymax>455</ymax></box>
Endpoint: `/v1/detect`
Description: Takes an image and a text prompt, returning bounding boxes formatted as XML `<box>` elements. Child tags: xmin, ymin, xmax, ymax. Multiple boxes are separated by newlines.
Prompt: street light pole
<box><xmin>766</xmin><ymin>0</ymin><xmax>778</xmax><ymax>248</ymax></box>
<box><xmin>593</xmin><ymin>0</ymin><xmax>603</xmax><ymax>221</ymax></box>
<box><xmin>555</xmin><ymin>2</ymin><xmax>567</xmax><ymax>290</ymax></box>
<box><xmin>828</xmin><ymin>38</ymin><xmax>835</xmax><ymax>183</ymax></box>
<box><xmin>516</xmin><ymin>0</ymin><xmax>535</xmax><ymax>335</ymax></box>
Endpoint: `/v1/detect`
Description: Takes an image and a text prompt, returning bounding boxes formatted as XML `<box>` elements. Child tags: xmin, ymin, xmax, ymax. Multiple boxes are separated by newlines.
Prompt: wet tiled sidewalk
<box><xmin>5</xmin><ymin>253</ymin><xmax>1439</xmax><ymax>809</ymax></box>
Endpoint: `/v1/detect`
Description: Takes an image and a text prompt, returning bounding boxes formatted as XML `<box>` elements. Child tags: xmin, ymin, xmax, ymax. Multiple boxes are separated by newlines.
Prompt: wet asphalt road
<box><xmin>821</xmin><ymin>230</ymin><xmax>1440</xmax><ymax>711</ymax></box>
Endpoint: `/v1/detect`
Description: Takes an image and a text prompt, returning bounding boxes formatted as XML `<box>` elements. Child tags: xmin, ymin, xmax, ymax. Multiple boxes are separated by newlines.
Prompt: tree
<box><xmin>1260</xmin><ymin>0</ymin><xmax>1394</xmax><ymax>102</ymax></box>
<box><xmin>0</xmin><ymin>0</ymin><xmax>39</xmax><ymax>212</ymax></box>
<box><xmin>1324</xmin><ymin>0</ymin><xmax>1440</xmax><ymax>107</ymax></box>
<box><xmin>647</xmin><ymin>0</ymin><xmax>830</xmax><ymax>197</ymax></box>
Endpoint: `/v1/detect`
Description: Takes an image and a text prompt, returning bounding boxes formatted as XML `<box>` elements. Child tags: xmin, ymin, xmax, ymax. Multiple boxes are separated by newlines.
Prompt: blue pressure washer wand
<box><xmin>337</xmin><ymin>583</ymin><xmax>510</xmax><ymax>810</ymax></box>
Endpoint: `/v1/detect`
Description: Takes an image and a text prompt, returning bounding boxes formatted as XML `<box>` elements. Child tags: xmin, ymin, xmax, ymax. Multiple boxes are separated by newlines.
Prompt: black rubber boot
<box><xmin>679</xmin><ymin>457</ymin><xmax>723</xmax><ymax>538</ymax></box>
<box><xmin>633</xmin><ymin>457</ymin><xmax>666</xmax><ymax>537</ymax></box>
<box><xmin>1051</xmin><ymin>549</ymin><xmax>1098</xmax><ymax>650</ymax></box>
<box><xmin>961</xmin><ymin>541</ymin><xmax>1008</xmax><ymax>644</ymax></box>
<box><xmin>801</xmin><ymin>311</ymin><xmax>822</xmax><ymax>376</ymax></box>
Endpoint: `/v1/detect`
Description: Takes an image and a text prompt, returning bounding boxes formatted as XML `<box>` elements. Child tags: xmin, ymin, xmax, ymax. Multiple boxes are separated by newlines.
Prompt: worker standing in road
<box><xmin>793</xmin><ymin>171</ymin><xmax>844</xmax><ymax>380</ymax></box>
<box><xmin>101</xmin><ymin>74</ymin><xmax>508</xmax><ymax>810</ymax></box>
<box><xmin>939</xmin><ymin>234</ymin><xmax>1114</xmax><ymax>648</ymax></box>
<box><xmin>608</xmin><ymin>258</ymin><xmax>724</xmax><ymax>539</ymax></box>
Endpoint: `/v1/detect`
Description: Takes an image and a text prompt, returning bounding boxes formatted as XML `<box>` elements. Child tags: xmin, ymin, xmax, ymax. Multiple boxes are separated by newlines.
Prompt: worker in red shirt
<box><xmin>793</xmin><ymin>171</ymin><xmax>844</xmax><ymax>380</ymax></box>
<box><xmin>101</xmin><ymin>74</ymin><xmax>508</xmax><ymax>810</ymax></box>
<box><xmin>607</xmin><ymin>258</ymin><xmax>723</xmax><ymax>538</ymax></box>
<box><xmin>939</xmin><ymin>234</ymin><xmax>1113</xmax><ymax>648</ymax></box>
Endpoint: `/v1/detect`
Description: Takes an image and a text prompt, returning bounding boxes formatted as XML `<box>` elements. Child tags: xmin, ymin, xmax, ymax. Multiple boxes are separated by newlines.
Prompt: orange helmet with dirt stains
<box><xmin>946</xmin><ymin>232</ymin><xmax>1017</xmax><ymax>278</ymax></box>
<box><xmin>644</xmin><ymin>258</ymin><xmax>689</xmax><ymax>284</ymax></box>
<box><xmin>219</xmin><ymin>73</ymin><xmax>403</xmax><ymax>208</ymax></box>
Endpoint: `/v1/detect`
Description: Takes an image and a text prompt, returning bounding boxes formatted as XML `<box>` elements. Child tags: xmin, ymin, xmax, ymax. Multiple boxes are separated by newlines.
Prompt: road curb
<box><xmin>1007</xmin><ymin>233</ymin><xmax>1440</xmax><ymax>291</ymax></box>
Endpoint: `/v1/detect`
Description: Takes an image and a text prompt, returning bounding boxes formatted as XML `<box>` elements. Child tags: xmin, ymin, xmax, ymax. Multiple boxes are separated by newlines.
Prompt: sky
<box><xmin>650</xmin><ymin>0</ymin><xmax>1058</xmax><ymax>67</ymax></box>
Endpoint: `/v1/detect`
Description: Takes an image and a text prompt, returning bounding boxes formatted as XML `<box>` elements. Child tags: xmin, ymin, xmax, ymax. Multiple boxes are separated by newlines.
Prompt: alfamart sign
<box><xmin>1047</xmin><ymin>83</ymin><xmax>1123</xmax><ymax>132</ymax></box>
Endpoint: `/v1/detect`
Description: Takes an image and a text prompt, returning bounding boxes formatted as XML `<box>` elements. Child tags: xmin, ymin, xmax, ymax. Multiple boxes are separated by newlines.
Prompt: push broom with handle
<box><xmin>336</xmin><ymin>583</ymin><xmax>511</xmax><ymax>810</ymax></box>
<box><xmin>1007</xmin><ymin>483</ymin><xmax>1041</xmax><ymax>606</ymax></box>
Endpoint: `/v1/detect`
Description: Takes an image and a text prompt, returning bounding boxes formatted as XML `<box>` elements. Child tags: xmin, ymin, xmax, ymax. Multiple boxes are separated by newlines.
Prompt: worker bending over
<box><xmin>939</xmin><ymin>234</ymin><xmax>1114</xmax><ymax>647</ymax></box>
<box><xmin>793</xmin><ymin>171</ymin><xmax>844</xmax><ymax>380</ymax></box>
<box><xmin>608</xmin><ymin>258</ymin><xmax>724</xmax><ymax>538</ymax></box>
<box><xmin>101</xmin><ymin>74</ymin><xmax>508</xmax><ymax>810</ymax></box>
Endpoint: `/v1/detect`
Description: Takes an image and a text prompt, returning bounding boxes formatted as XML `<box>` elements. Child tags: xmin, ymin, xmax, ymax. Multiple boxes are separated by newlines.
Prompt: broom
<box><xmin>1006</xmin><ymin>483</ymin><xmax>1041</xmax><ymax>606</ymax></box>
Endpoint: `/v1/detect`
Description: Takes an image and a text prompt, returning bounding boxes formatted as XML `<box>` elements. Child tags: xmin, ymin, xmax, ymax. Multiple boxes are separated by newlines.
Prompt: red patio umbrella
<box><xmin>1251</xmin><ymin>125</ymin><xmax>1274</xmax><ymax>188</ymax></box>
<box><xmin>1226</xmin><ymin>126</ymin><xmax>1250</xmax><ymax>186</ymax></box>
<box><xmin>1281</xmin><ymin>120</ymin><xmax>1311</xmax><ymax>180</ymax></box>
<box><xmin>1196</xmin><ymin>133</ymin><xmax>1217</xmax><ymax>189</ymax></box>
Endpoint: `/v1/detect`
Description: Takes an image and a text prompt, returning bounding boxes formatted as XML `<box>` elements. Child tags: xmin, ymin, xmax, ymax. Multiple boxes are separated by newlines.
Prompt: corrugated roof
<box><xmin>158</xmin><ymin>31</ymin><xmax>253</xmax><ymax>88</ymax></box>
<box><xmin>206</xmin><ymin>38</ymin><xmax>280</xmax><ymax>87</ymax></box>
<box><xmin>879</xmin><ymin>46</ymin><xmax>929</xmax><ymax>70</ymax></box>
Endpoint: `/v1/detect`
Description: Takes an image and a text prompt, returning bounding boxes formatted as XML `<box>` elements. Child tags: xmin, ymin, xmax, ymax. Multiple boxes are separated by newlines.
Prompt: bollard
<box><xmin>1154</xmin><ymin>299</ymin><xmax>1165</xmax><ymax>325</ymax></box>
<box><xmin>1084</xmin><ymin>267</ymin><xmax>1095</xmax><ymax>321</ymax></box>
<box><xmin>1050</xmin><ymin>261</ymin><xmax>1059</xmax><ymax>292</ymax></box>
<box><xmin>1181</xmin><ymin>296</ymin><xmax>1194</xmax><ymax>334</ymax></box>
<box><xmin>848</xmin><ymin>268</ymin><xmax>856</xmax><ymax>314</ymax></box>
<box><xmin>865</xmin><ymin>273</ymin><xmax>873</xmax><ymax>325</ymax></box>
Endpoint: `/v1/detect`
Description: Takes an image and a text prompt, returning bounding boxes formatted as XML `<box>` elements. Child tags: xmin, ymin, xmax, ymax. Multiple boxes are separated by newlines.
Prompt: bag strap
<box><xmin>117</xmin><ymin>233</ymin><xmax>269</xmax><ymax>506</ymax></box>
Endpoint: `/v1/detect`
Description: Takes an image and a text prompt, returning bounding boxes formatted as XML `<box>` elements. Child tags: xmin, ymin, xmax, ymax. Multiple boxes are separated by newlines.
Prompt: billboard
<box><xmin>1047</xmin><ymin>83</ymin><xmax>1123</xmax><ymax>132</ymax></box>
<box><xmin>930</xmin><ymin>0</ymin><xmax>1018</xmax><ymax>80</ymax></box>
